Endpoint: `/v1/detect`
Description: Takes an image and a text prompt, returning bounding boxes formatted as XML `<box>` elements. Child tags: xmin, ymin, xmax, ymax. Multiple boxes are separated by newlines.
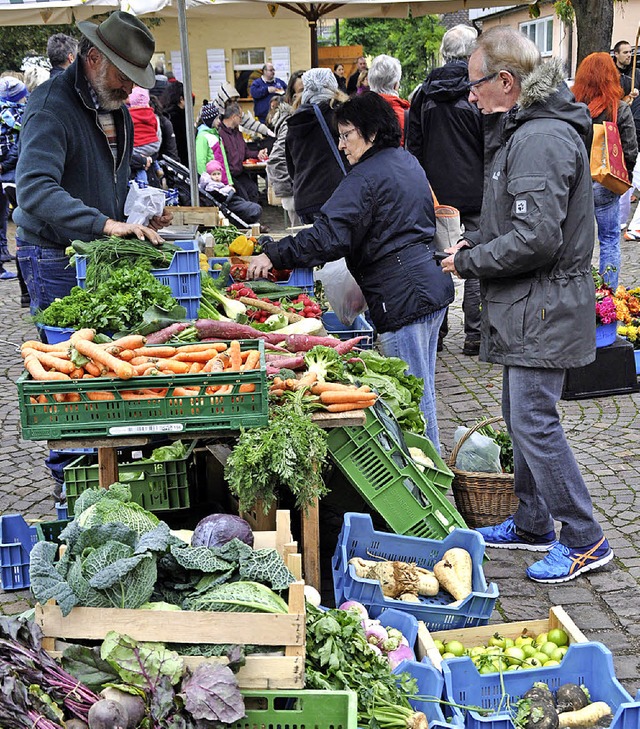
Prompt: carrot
<box><xmin>228</xmin><ymin>340</ymin><xmax>242</xmax><ymax>370</ymax></box>
<box><xmin>143</xmin><ymin>367</ymin><xmax>160</xmax><ymax>376</ymax></box>
<box><xmin>117</xmin><ymin>349</ymin><xmax>135</xmax><ymax>361</ymax></box>
<box><xmin>296</xmin><ymin>371</ymin><xmax>318</xmax><ymax>388</ymax></box>
<box><xmin>29</xmin><ymin>396</ymin><xmax>38</xmax><ymax>405</ymax></box>
<box><xmin>153</xmin><ymin>359</ymin><xmax>190</xmax><ymax>374</ymax></box>
<box><xmin>86</xmin><ymin>391</ymin><xmax>115</xmax><ymax>401</ymax></box>
<box><xmin>84</xmin><ymin>361</ymin><xmax>104</xmax><ymax>377</ymax></box>
<box><xmin>174</xmin><ymin>342</ymin><xmax>228</xmax><ymax>353</ymax></box>
<box><xmin>216</xmin><ymin>384</ymin><xmax>234</xmax><ymax>395</ymax></box>
<box><xmin>241</xmin><ymin>350</ymin><xmax>261</xmax><ymax>371</ymax></box>
<box><xmin>37</xmin><ymin>394</ymin><xmax>48</xmax><ymax>404</ymax></box>
<box><xmin>270</xmin><ymin>388</ymin><xmax>285</xmax><ymax>398</ymax></box>
<box><xmin>21</xmin><ymin>340</ymin><xmax>70</xmax><ymax>354</ymax></box>
<box><xmin>130</xmin><ymin>356</ymin><xmax>156</xmax><ymax>366</ymax></box>
<box><xmin>69</xmin><ymin>368</ymin><xmax>85</xmax><ymax>380</ymax></box>
<box><xmin>132</xmin><ymin>363</ymin><xmax>154</xmax><ymax>375</ymax></box>
<box><xmin>174</xmin><ymin>350</ymin><xmax>221</xmax><ymax>363</ymax></box>
<box><xmin>120</xmin><ymin>391</ymin><xmax>160</xmax><ymax>400</ymax></box>
<box><xmin>203</xmin><ymin>354</ymin><xmax>227</xmax><ymax>373</ymax></box>
<box><xmin>65</xmin><ymin>392</ymin><xmax>82</xmax><ymax>402</ymax></box>
<box><xmin>132</xmin><ymin>346</ymin><xmax>177</xmax><ymax>358</ymax></box>
<box><xmin>82</xmin><ymin>373</ymin><xmax>95</xmax><ymax>379</ymax></box>
<box><xmin>172</xmin><ymin>386</ymin><xmax>201</xmax><ymax>396</ymax></box>
<box><xmin>24</xmin><ymin>349</ymin><xmax>76</xmax><ymax>375</ymax></box>
<box><xmin>312</xmin><ymin>382</ymin><xmax>370</xmax><ymax>394</ymax></box>
<box><xmin>24</xmin><ymin>353</ymin><xmax>70</xmax><ymax>381</ymax></box>
<box><xmin>72</xmin><ymin>337</ymin><xmax>134</xmax><ymax>379</ymax></box>
<box><xmin>110</xmin><ymin>334</ymin><xmax>146</xmax><ymax>350</ymax></box>
<box><xmin>325</xmin><ymin>402</ymin><xmax>375</xmax><ymax>412</ymax></box>
<box><xmin>189</xmin><ymin>362</ymin><xmax>204</xmax><ymax>373</ymax></box>
<box><xmin>72</xmin><ymin>328</ymin><xmax>97</xmax><ymax>342</ymax></box>
<box><xmin>320</xmin><ymin>390</ymin><xmax>377</xmax><ymax>405</ymax></box>
<box><xmin>239</xmin><ymin>383</ymin><xmax>256</xmax><ymax>393</ymax></box>
<box><xmin>53</xmin><ymin>393</ymin><xmax>66</xmax><ymax>403</ymax></box>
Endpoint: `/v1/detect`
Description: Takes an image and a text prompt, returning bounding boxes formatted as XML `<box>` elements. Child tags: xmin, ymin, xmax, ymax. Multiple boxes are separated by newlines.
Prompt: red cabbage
<box><xmin>191</xmin><ymin>514</ymin><xmax>254</xmax><ymax>548</ymax></box>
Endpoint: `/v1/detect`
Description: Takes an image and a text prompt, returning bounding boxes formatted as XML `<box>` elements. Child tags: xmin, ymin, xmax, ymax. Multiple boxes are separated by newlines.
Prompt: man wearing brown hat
<box><xmin>15</xmin><ymin>11</ymin><xmax>171</xmax><ymax>314</ymax></box>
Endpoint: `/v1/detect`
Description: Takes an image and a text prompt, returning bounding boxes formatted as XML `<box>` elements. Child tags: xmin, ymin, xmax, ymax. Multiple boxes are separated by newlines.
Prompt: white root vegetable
<box><xmin>407</xmin><ymin>710</ymin><xmax>429</xmax><ymax>729</ymax></box>
<box><xmin>398</xmin><ymin>592</ymin><xmax>421</xmax><ymax>602</ymax></box>
<box><xmin>304</xmin><ymin>584</ymin><xmax>322</xmax><ymax>607</ymax></box>
<box><xmin>557</xmin><ymin>702</ymin><xmax>612</xmax><ymax>728</ymax></box>
<box><xmin>433</xmin><ymin>548</ymin><xmax>473</xmax><ymax>601</ymax></box>
<box><xmin>100</xmin><ymin>687</ymin><xmax>145</xmax><ymax>729</ymax></box>
<box><xmin>349</xmin><ymin>557</ymin><xmax>438</xmax><ymax>598</ymax></box>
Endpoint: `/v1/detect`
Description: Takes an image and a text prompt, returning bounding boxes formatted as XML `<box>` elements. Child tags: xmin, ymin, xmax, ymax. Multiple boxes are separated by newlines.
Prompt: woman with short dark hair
<box><xmin>249</xmin><ymin>92</ymin><xmax>453</xmax><ymax>449</ymax></box>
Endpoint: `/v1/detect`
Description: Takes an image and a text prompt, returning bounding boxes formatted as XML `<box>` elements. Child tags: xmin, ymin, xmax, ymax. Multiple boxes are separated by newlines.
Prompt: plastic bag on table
<box><xmin>124</xmin><ymin>181</ymin><xmax>166</xmax><ymax>226</ymax></box>
<box><xmin>453</xmin><ymin>426</ymin><xmax>502</xmax><ymax>473</ymax></box>
<box><xmin>315</xmin><ymin>258</ymin><xmax>367</xmax><ymax>326</ymax></box>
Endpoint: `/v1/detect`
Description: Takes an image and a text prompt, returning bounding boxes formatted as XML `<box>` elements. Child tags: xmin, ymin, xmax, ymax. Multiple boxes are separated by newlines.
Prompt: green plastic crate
<box><xmin>35</xmin><ymin>518</ymin><xmax>71</xmax><ymax>561</ymax></box>
<box><xmin>231</xmin><ymin>690</ymin><xmax>357</xmax><ymax>728</ymax></box>
<box><xmin>17</xmin><ymin>340</ymin><xmax>268</xmax><ymax>441</ymax></box>
<box><xmin>63</xmin><ymin>440</ymin><xmax>197</xmax><ymax>516</ymax></box>
<box><xmin>326</xmin><ymin>404</ymin><xmax>467</xmax><ymax>539</ymax></box>
<box><xmin>403</xmin><ymin>430</ymin><xmax>454</xmax><ymax>493</ymax></box>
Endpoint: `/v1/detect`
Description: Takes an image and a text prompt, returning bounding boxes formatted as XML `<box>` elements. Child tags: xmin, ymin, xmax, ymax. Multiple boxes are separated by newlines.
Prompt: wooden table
<box><xmin>49</xmin><ymin>410</ymin><xmax>365</xmax><ymax>591</ymax></box>
<box><xmin>242</xmin><ymin>161</ymin><xmax>267</xmax><ymax>172</ymax></box>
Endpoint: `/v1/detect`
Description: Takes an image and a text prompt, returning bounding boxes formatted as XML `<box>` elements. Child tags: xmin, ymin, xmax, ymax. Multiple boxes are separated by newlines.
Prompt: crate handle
<box><xmin>448</xmin><ymin>416</ymin><xmax>504</xmax><ymax>468</ymax></box>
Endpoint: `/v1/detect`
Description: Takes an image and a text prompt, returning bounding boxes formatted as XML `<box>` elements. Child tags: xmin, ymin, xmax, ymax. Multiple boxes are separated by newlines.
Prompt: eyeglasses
<box><xmin>338</xmin><ymin>128</ymin><xmax>357</xmax><ymax>143</ymax></box>
<box><xmin>466</xmin><ymin>72</ymin><xmax>498</xmax><ymax>91</ymax></box>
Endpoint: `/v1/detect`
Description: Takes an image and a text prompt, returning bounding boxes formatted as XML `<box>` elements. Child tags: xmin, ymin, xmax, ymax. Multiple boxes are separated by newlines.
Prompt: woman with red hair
<box><xmin>573</xmin><ymin>52</ymin><xmax>637</xmax><ymax>288</ymax></box>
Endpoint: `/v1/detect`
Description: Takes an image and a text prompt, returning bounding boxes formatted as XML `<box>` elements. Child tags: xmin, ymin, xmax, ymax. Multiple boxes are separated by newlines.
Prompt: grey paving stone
<box><xmin>547</xmin><ymin>586</ymin><xmax>595</xmax><ymax>604</ymax></box>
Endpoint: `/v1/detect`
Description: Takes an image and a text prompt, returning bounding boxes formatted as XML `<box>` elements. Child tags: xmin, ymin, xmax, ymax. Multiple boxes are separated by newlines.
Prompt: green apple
<box><xmin>444</xmin><ymin>640</ymin><xmax>466</xmax><ymax>657</ymax></box>
<box><xmin>523</xmin><ymin>657</ymin><xmax>543</xmax><ymax>669</ymax></box>
<box><xmin>533</xmin><ymin>651</ymin><xmax>550</xmax><ymax>665</ymax></box>
<box><xmin>522</xmin><ymin>644</ymin><xmax>538</xmax><ymax>658</ymax></box>
<box><xmin>470</xmin><ymin>646</ymin><xmax>486</xmax><ymax>657</ymax></box>
<box><xmin>434</xmin><ymin>639</ymin><xmax>445</xmax><ymax>654</ymax></box>
<box><xmin>539</xmin><ymin>641</ymin><xmax>558</xmax><ymax>657</ymax></box>
<box><xmin>489</xmin><ymin>633</ymin><xmax>507</xmax><ymax>649</ymax></box>
<box><xmin>515</xmin><ymin>636</ymin><xmax>534</xmax><ymax>647</ymax></box>
<box><xmin>543</xmin><ymin>659</ymin><xmax>561</xmax><ymax>666</ymax></box>
<box><xmin>535</xmin><ymin>632</ymin><xmax>548</xmax><ymax>647</ymax></box>
<box><xmin>506</xmin><ymin>664</ymin><xmax>521</xmax><ymax>671</ymax></box>
<box><xmin>547</xmin><ymin>628</ymin><xmax>569</xmax><ymax>647</ymax></box>
<box><xmin>504</xmin><ymin>637</ymin><xmax>515</xmax><ymax>649</ymax></box>
<box><xmin>441</xmin><ymin>652</ymin><xmax>457</xmax><ymax>660</ymax></box>
<box><xmin>504</xmin><ymin>646</ymin><xmax>526</xmax><ymax>665</ymax></box>
<box><xmin>551</xmin><ymin>646</ymin><xmax>568</xmax><ymax>661</ymax></box>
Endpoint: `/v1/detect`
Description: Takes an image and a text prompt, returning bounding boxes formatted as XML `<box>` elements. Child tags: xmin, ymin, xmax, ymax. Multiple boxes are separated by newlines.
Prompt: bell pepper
<box><xmin>229</xmin><ymin>234</ymin><xmax>255</xmax><ymax>256</ymax></box>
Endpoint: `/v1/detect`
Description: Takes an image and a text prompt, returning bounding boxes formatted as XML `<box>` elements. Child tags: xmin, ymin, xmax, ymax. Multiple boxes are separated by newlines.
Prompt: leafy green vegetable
<box><xmin>180</xmin><ymin>663</ymin><xmax>245</xmax><ymax>723</ymax></box>
<box><xmin>136</xmin><ymin>441</ymin><xmax>187</xmax><ymax>463</ymax></box>
<box><xmin>76</xmin><ymin>493</ymin><xmax>160</xmax><ymax>535</ymax></box>
<box><xmin>304</xmin><ymin>345</ymin><xmax>345</xmax><ymax>381</ymax></box>
<box><xmin>125</xmin><ymin>303</ymin><xmax>189</xmax><ymax>337</ymax></box>
<box><xmin>345</xmin><ymin>351</ymin><xmax>426</xmax><ymax>433</ymax></box>
<box><xmin>101</xmin><ymin>631</ymin><xmax>183</xmax><ymax>688</ymax></box>
<box><xmin>184</xmin><ymin>581</ymin><xmax>288</xmax><ymax>613</ymax></box>
<box><xmin>35</xmin><ymin>264</ymin><xmax>179</xmax><ymax>332</ymax></box>
<box><xmin>225</xmin><ymin>402</ymin><xmax>329</xmax><ymax>514</ymax></box>
<box><xmin>476</xmin><ymin>423</ymin><xmax>514</xmax><ymax>474</ymax></box>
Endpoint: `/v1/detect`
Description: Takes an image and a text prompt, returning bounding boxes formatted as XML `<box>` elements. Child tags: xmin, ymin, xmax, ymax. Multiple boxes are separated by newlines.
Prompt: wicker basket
<box><xmin>447</xmin><ymin>416</ymin><xmax>518</xmax><ymax>528</ymax></box>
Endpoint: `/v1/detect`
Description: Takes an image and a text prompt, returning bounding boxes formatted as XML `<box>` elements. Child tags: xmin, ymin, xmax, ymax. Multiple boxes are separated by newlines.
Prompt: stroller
<box><xmin>160</xmin><ymin>156</ymin><xmax>260</xmax><ymax>229</ymax></box>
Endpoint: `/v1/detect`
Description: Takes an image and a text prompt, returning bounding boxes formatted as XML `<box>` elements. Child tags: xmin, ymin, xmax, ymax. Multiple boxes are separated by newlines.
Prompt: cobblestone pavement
<box><xmin>1</xmin><ymin>212</ymin><xmax>640</xmax><ymax>694</ymax></box>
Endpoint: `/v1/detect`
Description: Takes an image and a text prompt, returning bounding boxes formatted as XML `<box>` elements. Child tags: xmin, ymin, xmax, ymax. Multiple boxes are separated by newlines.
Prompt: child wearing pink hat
<box><xmin>199</xmin><ymin>160</ymin><xmax>262</xmax><ymax>224</ymax></box>
<box><xmin>127</xmin><ymin>86</ymin><xmax>161</xmax><ymax>185</ymax></box>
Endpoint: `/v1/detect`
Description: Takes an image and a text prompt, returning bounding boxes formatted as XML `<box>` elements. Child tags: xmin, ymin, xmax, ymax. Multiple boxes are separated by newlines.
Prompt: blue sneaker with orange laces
<box><xmin>526</xmin><ymin>537</ymin><xmax>613</xmax><ymax>583</ymax></box>
<box><xmin>476</xmin><ymin>516</ymin><xmax>557</xmax><ymax>552</ymax></box>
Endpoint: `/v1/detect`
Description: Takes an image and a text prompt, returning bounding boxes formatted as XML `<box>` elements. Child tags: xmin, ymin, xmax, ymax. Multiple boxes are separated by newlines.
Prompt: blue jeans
<box><xmin>502</xmin><ymin>365</ymin><xmax>603</xmax><ymax>547</ymax></box>
<box><xmin>16</xmin><ymin>238</ymin><xmax>77</xmax><ymax>315</ymax></box>
<box><xmin>377</xmin><ymin>308</ymin><xmax>446</xmax><ymax>452</ymax></box>
<box><xmin>593</xmin><ymin>182</ymin><xmax>621</xmax><ymax>289</ymax></box>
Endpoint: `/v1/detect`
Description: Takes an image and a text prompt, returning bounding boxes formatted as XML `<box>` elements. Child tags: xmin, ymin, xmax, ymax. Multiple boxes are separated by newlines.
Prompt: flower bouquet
<box><xmin>593</xmin><ymin>268</ymin><xmax>622</xmax><ymax>347</ymax></box>
<box><xmin>613</xmin><ymin>286</ymin><xmax>640</xmax><ymax>349</ymax></box>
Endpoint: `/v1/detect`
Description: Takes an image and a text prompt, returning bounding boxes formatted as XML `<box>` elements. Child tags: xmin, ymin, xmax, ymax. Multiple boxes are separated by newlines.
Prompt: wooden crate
<box><xmin>35</xmin><ymin>511</ymin><xmax>305</xmax><ymax>689</ymax></box>
<box><xmin>416</xmin><ymin>605</ymin><xmax>587</xmax><ymax>671</ymax></box>
<box><xmin>170</xmin><ymin>206</ymin><xmax>219</xmax><ymax>227</ymax></box>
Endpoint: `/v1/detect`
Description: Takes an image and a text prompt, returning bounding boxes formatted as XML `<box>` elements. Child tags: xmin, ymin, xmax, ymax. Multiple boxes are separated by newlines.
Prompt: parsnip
<box><xmin>558</xmin><ymin>702</ymin><xmax>612</xmax><ymax>727</ymax></box>
<box><xmin>433</xmin><ymin>548</ymin><xmax>473</xmax><ymax>601</ymax></box>
<box><xmin>398</xmin><ymin>592</ymin><xmax>421</xmax><ymax>602</ymax></box>
<box><xmin>416</xmin><ymin>566</ymin><xmax>439</xmax><ymax>596</ymax></box>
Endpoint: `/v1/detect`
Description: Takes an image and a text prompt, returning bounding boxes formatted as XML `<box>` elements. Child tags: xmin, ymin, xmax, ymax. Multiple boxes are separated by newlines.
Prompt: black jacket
<box><xmin>346</xmin><ymin>71</ymin><xmax>359</xmax><ymax>96</ymax></box>
<box><xmin>285</xmin><ymin>101</ymin><xmax>347</xmax><ymax>219</ymax></box>
<box><xmin>264</xmin><ymin>145</ymin><xmax>453</xmax><ymax>334</ymax></box>
<box><xmin>406</xmin><ymin>60</ymin><xmax>483</xmax><ymax>215</ymax></box>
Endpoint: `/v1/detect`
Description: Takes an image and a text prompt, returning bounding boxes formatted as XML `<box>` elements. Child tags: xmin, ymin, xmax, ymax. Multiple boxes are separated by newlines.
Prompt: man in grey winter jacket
<box><xmin>442</xmin><ymin>27</ymin><xmax>612</xmax><ymax>584</ymax></box>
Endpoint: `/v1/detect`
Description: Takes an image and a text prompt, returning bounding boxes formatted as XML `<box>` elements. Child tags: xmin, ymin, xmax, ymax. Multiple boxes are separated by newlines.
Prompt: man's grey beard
<box><xmin>93</xmin><ymin>57</ymin><xmax>129</xmax><ymax>111</ymax></box>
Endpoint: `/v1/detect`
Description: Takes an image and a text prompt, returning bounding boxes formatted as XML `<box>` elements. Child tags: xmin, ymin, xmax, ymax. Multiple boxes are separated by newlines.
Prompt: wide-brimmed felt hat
<box><xmin>77</xmin><ymin>11</ymin><xmax>155</xmax><ymax>89</ymax></box>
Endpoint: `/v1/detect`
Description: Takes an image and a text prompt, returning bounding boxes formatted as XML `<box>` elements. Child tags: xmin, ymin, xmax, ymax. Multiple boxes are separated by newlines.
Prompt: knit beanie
<box><xmin>206</xmin><ymin>160</ymin><xmax>223</xmax><ymax>174</ymax></box>
<box><xmin>301</xmin><ymin>68</ymin><xmax>337</xmax><ymax>105</ymax></box>
<box><xmin>0</xmin><ymin>76</ymin><xmax>28</xmax><ymax>103</ymax></box>
<box><xmin>128</xmin><ymin>86</ymin><xmax>150</xmax><ymax>107</ymax></box>
<box><xmin>200</xmin><ymin>102</ymin><xmax>219</xmax><ymax>127</ymax></box>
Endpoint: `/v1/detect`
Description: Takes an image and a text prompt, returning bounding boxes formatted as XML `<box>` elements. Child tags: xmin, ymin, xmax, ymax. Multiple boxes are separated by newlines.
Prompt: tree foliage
<box><xmin>0</xmin><ymin>23</ymin><xmax>78</xmax><ymax>72</ymax></box>
<box><xmin>340</xmin><ymin>16</ymin><xmax>445</xmax><ymax>99</ymax></box>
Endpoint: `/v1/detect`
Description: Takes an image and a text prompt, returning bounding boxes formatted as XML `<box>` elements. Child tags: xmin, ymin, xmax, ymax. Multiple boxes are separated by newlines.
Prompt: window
<box><xmin>520</xmin><ymin>17</ymin><xmax>554</xmax><ymax>56</ymax></box>
<box><xmin>232</xmin><ymin>48</ymin><xmax>266</xmax><ymax>97</ymax></box>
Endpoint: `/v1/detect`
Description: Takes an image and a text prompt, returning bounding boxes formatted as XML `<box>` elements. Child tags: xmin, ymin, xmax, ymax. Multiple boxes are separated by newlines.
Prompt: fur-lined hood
<box><xmin>507</xmin><ymin>57</ymin><xmax>591</xmax><ymax>138</ymax></box>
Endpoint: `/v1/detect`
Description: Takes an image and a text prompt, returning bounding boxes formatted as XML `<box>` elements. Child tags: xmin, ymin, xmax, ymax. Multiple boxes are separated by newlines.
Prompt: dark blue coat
<box><xmin>263</xmin><ymin>145</ymin><xmax>454</xmax><ymax>333</ymax></box>
<box><xmin>15</xmin><ymin>58</ymin><xmax>133</xmax><ymax>249</ymax></box>
<box><xmin>250</xmin><ymin>76</ymin><xmax>286</xmax><ymax>123</ymax></box>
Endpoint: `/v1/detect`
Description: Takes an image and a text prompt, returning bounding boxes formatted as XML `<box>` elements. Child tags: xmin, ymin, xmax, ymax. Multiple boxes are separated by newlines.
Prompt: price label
<box><xmin>109</xmin><ymin>423</ymin><xmax>185</xmax><ymax>436</ymax></box>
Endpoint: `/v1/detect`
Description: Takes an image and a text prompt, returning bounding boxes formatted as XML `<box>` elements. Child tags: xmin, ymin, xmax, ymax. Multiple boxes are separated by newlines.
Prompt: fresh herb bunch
<box><xmin>305</xmin><ymin>605</ymin><xmax>422</xmax><ymax>728</ymax></box>
<box><xmin>70</xmin><ymin>236</ymin><xmax>181</xmax><ymax>291</ymax></box>
<box><xmin>35</xmin><ymin>264</ymin><xmax>178</xmax><ymax>332</ymax></box>
<box><xmin>477</xmin><ymin>423</ymin><xmax>514</xmax><ymax>474</ymax></box>
<box><xmin>225</xmin><ymin>402</ymin><xmax>329</xmax><ymax>513</ymax></box>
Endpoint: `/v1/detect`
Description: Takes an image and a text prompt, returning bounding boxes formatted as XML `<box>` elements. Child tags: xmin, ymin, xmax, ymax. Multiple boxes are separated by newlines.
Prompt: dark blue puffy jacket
<box><xmin>263</xmin><ymin>145</ymin><xmax>454</xmax><ymax>333</ymax></box>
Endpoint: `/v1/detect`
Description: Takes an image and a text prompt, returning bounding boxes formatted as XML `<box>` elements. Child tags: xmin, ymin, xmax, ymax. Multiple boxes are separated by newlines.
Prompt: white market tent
<box><xmin>0</xmin><ymin>0</ymin><xmax>523</xmax><ymax>201</ymax></box>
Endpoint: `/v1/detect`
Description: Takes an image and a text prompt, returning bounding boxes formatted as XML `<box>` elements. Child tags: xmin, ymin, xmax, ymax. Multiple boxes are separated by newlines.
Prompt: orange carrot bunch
<box><xmin>269</xmin><ymin>371</ymin><xmax>378</xmax><ymax>413</ymax></box>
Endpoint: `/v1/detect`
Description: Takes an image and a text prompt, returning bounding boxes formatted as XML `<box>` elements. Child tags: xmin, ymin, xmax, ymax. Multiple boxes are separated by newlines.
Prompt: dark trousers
<box><xmin>233</xmin><ymin>172</ymin><xmax>259</xmax><ymax>204</ymax></box>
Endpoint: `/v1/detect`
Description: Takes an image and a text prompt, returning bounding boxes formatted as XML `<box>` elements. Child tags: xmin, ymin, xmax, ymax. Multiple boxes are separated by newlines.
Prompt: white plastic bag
<box><xmin>453</xmin><ymin>426</ymin><xmax>502</xmax><ymax>473</ymax></box>
<box><xmin>314</xmin><ymin>258</ymin><xmax>367</xmax><ymax>326</ymax></box>
<box><xmin>124</xmin><ymin>181</ymin><xmax>166</xmax><ymax>226</ymax></box>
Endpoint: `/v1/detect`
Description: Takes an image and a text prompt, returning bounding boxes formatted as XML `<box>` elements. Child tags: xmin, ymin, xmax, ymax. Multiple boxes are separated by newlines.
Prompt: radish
<box><xmin>338</xmin><ymin>600</ymin><xmax>369</xmax><ymax>620</ymax></box>
<box><xmin>387</xmin><ymin>644</ymin><xmax>414</xmax><ymax>670</ymax></box>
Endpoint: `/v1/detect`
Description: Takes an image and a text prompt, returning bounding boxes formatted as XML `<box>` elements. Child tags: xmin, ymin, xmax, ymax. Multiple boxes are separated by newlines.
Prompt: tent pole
<box><xmin>177</xmin><ymin>0</ymin><xmax>199</xmax><ymax>205</ymax></box>
<box><xmin>309</xmin><ymin>18</ymin><xmax>318</xmax><ymax>66</ymax></box>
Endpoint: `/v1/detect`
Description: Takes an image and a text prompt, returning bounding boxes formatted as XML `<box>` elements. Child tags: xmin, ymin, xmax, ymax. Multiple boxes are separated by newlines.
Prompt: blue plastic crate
<box><xmin>332</xmin><ymin>513</ymin><xmax>498</xmax><ymax>630</ymax></box>
<box><xmin>379</xmin><ymin>608</ymin><xmax>419</xmax><ymax>658</ymax></box>
<box><xmin>209</xmin><ymin>257</ymin><xmax>314</xmax><ymax>294</ymax></box>
<box><xmin>0</xmin><ymin>514</ymin><xmax>38</xmax><ymax>590</ymax></box>
<box><xmin>55</xmin><ymin>502</ymin><xmax>68</xmax><ymax>520</ymax></box>
<box><xmin>76</xmin><ymin>240</ymin><xmax>201</xmax><ymax>319</ymax></box>
<box><xmin>37</xmin><ymin>324</ymin><xmax>75</xmax><ymax>345</ymax></box>
<box><xmin>393</xmin><ymin>659</ymin><xmax>464</xmax><ymax>729</ymax></box>
<box><xmin>322</xmin><ymin>311</ymin><xmax>374</xmax><ymax>350</ymax></box>
<box><xmin>443</xmin><ymin>642</ymin><xmax>640</xmax><ymax>729</ymax></box>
